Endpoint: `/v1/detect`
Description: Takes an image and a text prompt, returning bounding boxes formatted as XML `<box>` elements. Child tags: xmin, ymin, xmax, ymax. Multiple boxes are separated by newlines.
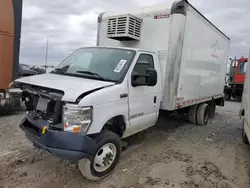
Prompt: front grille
<box><xmin>35</xmin><ymin>98</ymin><xmax>63</xmax><ymax>124</ymax></box>
<box><xmin>22</xmin><ymin>91</ymin><xmax>63</xmax><ymax>124</ymax></box>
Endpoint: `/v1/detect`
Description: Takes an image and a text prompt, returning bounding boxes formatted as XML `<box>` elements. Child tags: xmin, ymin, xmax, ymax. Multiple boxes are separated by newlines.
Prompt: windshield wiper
<box><xmin>76</xmin><ymin>71</ymin><xmax>113</xmax><ymax>82</ymax></box>
<box><xmin>52</xmin><ymin>68</ymin><xmax>67</xmax><ymax>75</ymax></box>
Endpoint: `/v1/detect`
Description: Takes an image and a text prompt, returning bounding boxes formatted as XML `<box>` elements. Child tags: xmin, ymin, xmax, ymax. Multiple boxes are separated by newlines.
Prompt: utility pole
<box><xmin>45</xmin><ymin>38</ymin><xmax>49</xmax><ymax>73</ymax></box>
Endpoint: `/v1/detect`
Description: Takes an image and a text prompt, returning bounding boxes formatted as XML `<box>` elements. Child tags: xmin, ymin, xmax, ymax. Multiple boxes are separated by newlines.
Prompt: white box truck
<box><xmin>241</xmin><ymin>48</ymin><xmax>250</xmax><ymax>144</ymax></box>
<box><xmin>13</xmin><ymin>0</ymin><xmax>230</xmax><ymax>180</ymax></box>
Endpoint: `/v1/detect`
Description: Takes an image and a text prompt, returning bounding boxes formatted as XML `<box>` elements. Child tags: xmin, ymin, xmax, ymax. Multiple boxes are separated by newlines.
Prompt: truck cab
<box><xmin>235</xmin><ymin>57</ymin><xmax>248</xmax><ymax>84</ymax></box>
<box><xmin>14</xmin><ymin>46</ymin><xmax>161</xmax><ymax>179</ymax></box>
<box><xmin>224</xmin><ymin>57</ymin><xmax>248</xmax><ymax>100</ymax></box>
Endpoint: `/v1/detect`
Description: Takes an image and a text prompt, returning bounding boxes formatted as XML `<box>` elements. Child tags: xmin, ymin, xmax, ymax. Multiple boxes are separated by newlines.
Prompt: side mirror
<box><xmin>146</xmin><ymin>68</ymin><xmax>157</xmax><ymax>86</ymax></box>
<box><xmin>131</xmin><ymin>68</ymin><xmax>157</xmax><ymax>87</ymax></box>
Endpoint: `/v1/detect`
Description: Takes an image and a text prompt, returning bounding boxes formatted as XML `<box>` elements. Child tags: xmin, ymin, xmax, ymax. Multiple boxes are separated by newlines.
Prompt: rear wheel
<box><xmin>78</xmin><ymin>131</ymin><xmax>122</xmax><ymax>181</ymax></box>
<box><xmin>188</xmin><ymin>105</ymin><xmax>198</xmax><ymax>124</ymax></box>
<box><xmin>196</xmin><ymin>103</ymin><xmax>209</xmax><ymax>126</ymax></box>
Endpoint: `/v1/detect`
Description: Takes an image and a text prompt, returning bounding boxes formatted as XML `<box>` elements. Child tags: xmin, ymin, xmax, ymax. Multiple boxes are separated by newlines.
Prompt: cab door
<box><xmin>127</xmin><ymin>52</ymin><xmax>161</xmax><ymax>134</ymax></box>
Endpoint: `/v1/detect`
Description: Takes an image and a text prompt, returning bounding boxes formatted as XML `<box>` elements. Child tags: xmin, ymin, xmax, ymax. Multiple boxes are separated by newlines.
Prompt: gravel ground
<box><xmin>0</xmin><ymin>100</ymin><xmax>250</xmax><ymax>188</ymax></box>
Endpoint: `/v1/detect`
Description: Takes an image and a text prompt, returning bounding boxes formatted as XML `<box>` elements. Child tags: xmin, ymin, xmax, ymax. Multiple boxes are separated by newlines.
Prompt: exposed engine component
<box><xmin>21</xmin><ymin>84</ymin><xmax>64</xmax><ymax>124</ymax></box>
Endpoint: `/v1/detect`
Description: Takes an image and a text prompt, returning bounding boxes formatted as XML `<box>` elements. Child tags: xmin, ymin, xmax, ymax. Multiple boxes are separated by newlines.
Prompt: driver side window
<box><xmin>132</xmin><ymin>54</ymin><xmax>154</xmax><ymax>85</ymax></box>
<box><xmin>133</xmin><ymin>54</ymin><xmax>154</xmax><ymax>74</ymax></box>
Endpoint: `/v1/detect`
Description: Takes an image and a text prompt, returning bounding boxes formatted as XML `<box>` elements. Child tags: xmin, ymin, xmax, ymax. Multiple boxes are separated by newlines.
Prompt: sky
<box><xmin>20</xmin><ymin>0</ymin><xmax>250</xmax><ymax>66</ymax></box>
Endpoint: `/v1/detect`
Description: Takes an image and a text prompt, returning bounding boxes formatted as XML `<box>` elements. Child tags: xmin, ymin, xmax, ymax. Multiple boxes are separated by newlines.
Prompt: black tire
<box><xmin>78</xmin><ymin>131</ymin><xmax>122</xmax><ymax>181</ymax></box>
<box><xmin>242</xmin><ymin>121</ymin><xmax>249</xmax><ymax>144</ymax></box>
<box><xmin>225</xmin><ymin>93</ymin><xmax>231</xmax><ymax>101</ymax></box>
<box><xmin>196</xmin><ymin>103</ymin><xmax>209</xmax><ymax>126</ymax></box>
<box><xmin>188</xmin><ymin>105</ymin><xmax>198</xmax><ymax>124</ymax></box>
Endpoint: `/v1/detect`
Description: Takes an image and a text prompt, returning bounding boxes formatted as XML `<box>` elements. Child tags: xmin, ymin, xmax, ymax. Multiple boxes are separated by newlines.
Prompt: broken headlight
<box><xmin>63</xmin><ymin>104</ymin><xmax>92</xmax><ymax>134</ymax></box>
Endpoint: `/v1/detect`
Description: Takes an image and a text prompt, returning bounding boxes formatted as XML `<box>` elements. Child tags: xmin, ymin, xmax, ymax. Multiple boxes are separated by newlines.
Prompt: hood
<box><xmin>14</xmin><ymin>73</ymin><xmax>115</xmax><ymax>102</ymax></box>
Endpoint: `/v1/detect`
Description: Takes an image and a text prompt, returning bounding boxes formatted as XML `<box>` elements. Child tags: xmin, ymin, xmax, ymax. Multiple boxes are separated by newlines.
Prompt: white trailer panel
<box><xmin>174</xmin><ymin>5</ymin><xmax>230</xmax><ymax>110</ymax></box>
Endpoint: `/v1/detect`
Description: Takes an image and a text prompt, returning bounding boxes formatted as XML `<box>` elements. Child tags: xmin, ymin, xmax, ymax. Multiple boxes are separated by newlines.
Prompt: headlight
<box><xmin>63</xmin><ymin>104</ymin><xmax>92</xmax><ymax>134</ymax></box>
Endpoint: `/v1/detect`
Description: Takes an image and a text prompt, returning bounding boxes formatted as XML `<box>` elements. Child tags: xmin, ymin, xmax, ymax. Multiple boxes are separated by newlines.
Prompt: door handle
<box><xmin>154</xmin><ymin>96</ymin><xmax>157</xmax><ymax>103</ymax></box>
<box><xmin>120</xmin><ymin>93</ymin><xmax>128</xmax><ymax>99</ymax></box>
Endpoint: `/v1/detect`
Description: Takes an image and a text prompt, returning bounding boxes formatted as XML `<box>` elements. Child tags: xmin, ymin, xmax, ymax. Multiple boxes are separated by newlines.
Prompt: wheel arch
<box><xmin>101</xmin><ymin>115</ymin><xmax>127</xmax><ymax>137</ymax></box>
<box><xmin>214</xmin><ymin>97</ymin><xmax>224</xmax><ymax>106</ymax></box>
<box><xmin>240</xmin><ymin>109</ymin><xmax>245</xmax><ymax>117</ymax></box>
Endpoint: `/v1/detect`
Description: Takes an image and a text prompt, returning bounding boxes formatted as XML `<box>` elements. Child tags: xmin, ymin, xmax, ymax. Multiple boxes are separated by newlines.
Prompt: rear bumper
<box><xmin>20</xmin><ymin>114</ymin><xmax>97</xmax><ymax>162</ymax></box>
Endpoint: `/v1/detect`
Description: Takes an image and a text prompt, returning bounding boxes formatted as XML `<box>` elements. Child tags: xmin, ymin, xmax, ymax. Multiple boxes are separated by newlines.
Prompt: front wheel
<box><xmin>78</xmin><ymin>131</ymin><xmax>122</xmax><ymax>181</ymax></box>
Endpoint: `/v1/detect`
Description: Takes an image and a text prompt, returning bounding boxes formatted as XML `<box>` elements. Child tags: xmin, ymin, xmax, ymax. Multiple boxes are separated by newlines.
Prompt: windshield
<box><xmin>238</xmin><ymin>62</ymin><xmax>248</xmax><ymax>74</ymax></box>
<box><xmin>52</xmin><ymin>47</ymin><xmax>136</xmax><ymax>82</ymax></box>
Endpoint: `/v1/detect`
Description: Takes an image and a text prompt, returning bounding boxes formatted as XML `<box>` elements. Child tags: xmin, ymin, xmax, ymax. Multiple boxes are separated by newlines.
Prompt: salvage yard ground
<box><xmin>0</xmin><ymin>101</ymin><xmax>250</xmax><ymax>188</ymax></box>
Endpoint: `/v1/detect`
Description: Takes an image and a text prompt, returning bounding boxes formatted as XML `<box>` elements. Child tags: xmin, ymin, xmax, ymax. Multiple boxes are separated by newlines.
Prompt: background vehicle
<box><xmin>0</xmin><ymin>0</ymin><xmax>23</xmax><ymax>114</ymax></box>
<box><xmin>19</xmin><ymin>64</ymin><xmax>38</xmax><ymax>77</ymax></box>
<box><xmin>224</xmin><ymin>57</ymin><xmax>248</xmax><ymax>100</ymax></box>
<box><xmin>30</xmin><ymin>65</ymin><xmax>47</xmax><ymax>74</ymax></box>
<box><xmin>240</xmin><ymin>49</ymin><xmax>250</xmax><ymax>145</ymax></box>
<box><xmin>14</xmin><ymin>0</ymin><xmax>230</xmax><ymax>180</ymax></box>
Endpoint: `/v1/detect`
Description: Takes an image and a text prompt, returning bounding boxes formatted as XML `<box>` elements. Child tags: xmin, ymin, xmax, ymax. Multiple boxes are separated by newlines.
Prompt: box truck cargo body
<box><xmin>97</xmin><ymin>1</ymin><xmax>230</xmax><ymax>111</ymax></box>
<box><xmin>14</xmin><ymin>0</ymin><xmax>230</xmax><ymax>180</ymax></box>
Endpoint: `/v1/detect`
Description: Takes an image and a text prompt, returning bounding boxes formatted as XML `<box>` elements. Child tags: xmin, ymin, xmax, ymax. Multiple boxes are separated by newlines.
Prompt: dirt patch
<box><xmin>144</xmin><ymin>176</ymin><xmax>161</xmax><ymax>186</ymax></box>
<box><xmin>198</xmin><ymin>161</ymin><xmax>226</xmax><ymax>179</ymax></box>
<box><xmin>0</xmin><ymin>101</ymin><xmax>250</xmax><ymax>188</ymax></box>
<box><xmin>186</xmin><ymin>165</ymin><xmax>194</xmax><ymax>176</ymax></box>
<box><xmin>163</xmin><ymin>149</ymin><xmax>192</xmax><ymax>163</ymax></box>
<box><xmin>181</xmin><ymin>160</ymin><xmax>232</xmax><ymax>188</ymax></box>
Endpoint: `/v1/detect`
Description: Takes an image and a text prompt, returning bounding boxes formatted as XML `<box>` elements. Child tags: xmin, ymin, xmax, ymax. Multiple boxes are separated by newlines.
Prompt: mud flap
<box><xmin>208</xmin><ymin>101</ymin><xmax>216</xmax><ymax>120</ymax></box>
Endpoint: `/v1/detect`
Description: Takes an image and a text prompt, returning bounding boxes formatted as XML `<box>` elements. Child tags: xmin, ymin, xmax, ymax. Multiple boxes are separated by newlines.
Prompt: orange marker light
<box><xmin>73</xmin><ymin>126</ymin><xmax>80</xmax><ymax>133</ymax></box>
<box><xmin>42</xmin><ymin>126</ymin><xmax>47</xmax><ymax>134</ymax></box>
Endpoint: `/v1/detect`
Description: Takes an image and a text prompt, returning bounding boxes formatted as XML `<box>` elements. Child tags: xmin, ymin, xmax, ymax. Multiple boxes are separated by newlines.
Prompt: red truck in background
<box><xmin>224</xmin><ymin>57</ymin><xmax>248</xmax><ymax>101</ymax></box>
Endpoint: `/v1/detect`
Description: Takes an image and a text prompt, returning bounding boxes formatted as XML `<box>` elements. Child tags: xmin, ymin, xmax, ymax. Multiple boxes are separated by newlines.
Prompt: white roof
<box><xmin>103</xmin><ymin>0</ymin><xmax>176</xmax><ymax>19</ymax></box>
